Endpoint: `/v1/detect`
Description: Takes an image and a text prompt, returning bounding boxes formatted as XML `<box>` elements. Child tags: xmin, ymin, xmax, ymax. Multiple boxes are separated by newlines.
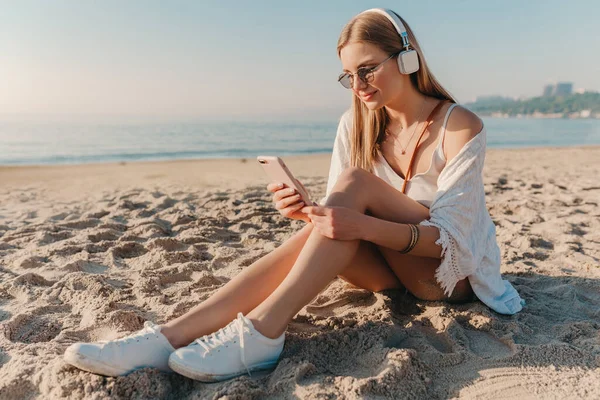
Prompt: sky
<box><xmin>1</xmin><ymin>0</ymin><xmax>599</xmax><ymax>121</ymax></box>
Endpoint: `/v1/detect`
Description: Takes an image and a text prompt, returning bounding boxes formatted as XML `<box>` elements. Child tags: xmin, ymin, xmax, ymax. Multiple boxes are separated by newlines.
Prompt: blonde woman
<box><xmin>64</xmin><ymin>8</ymin><xmax>523</xmax><ymax>382</ymax></box>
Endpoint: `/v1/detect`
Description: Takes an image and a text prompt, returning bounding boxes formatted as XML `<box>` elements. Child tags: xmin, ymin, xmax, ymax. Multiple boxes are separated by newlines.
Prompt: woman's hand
<box><xmin>300</xmin><ymin>205</ymin><xmax>366</xmax><ymax>240</ymax></box>
<box><xmin>267</xmin><ymin>182</ymin><xmax>311</xmax><ymax>223</ymax></box>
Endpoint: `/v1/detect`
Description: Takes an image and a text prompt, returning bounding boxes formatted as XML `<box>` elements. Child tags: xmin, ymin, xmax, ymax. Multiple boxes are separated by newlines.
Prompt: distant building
<box><xmin>555</xmin><ymin>82</ymin><xmax>573</xmax><ymax>96</ymax></box>
<box><xmin>543</xmin><ymin>82</ymin><xmax>573</xmax><ymax>97</ymax></box>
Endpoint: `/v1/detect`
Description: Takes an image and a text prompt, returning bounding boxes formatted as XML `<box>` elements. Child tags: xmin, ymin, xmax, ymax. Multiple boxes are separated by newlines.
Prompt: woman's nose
<box><xmin>352</xmin><ymin>76</ymin><xmax>367</xmax><ymax>91</ymax></box>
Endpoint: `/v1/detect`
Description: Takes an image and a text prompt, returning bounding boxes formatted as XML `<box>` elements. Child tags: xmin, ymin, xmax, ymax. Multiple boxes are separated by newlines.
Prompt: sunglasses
<box><xmin>338</xmin><ymin>53</ymin><xmax>398</xmax><ymax>89</ymax></box>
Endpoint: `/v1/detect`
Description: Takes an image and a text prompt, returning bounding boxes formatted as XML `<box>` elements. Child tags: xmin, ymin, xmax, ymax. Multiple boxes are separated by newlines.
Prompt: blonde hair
<box><xmin>337</xmin><ymin>10</ymin><xmax>456</xmax><ymax>171</ymax></box>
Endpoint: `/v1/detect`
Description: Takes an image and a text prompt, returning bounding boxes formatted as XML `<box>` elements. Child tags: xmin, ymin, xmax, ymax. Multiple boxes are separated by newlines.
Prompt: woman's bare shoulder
<box><xmin>443</xmin><ymin>105</ymin><xmax>484</xmax><ymax>162</ymax></box>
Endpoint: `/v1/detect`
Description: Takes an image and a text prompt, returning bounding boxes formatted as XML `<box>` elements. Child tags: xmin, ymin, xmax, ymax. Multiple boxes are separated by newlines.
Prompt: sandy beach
<box><xmin>0</xmin><ymin>146</ymin><xmax>599</xmax><ymax>399</ymax></box>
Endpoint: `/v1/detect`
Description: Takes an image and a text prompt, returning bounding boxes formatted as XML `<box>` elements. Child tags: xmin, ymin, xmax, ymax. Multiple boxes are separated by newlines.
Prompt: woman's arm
<box><xmin>360</xmin><ymin>106</ymin><xmax>485</xmax><ymax>258</ymax></box>
<box><xmin>360</xmin><ymin>214</ymin><xmax>442</xmax><ymax>258</ymax></box>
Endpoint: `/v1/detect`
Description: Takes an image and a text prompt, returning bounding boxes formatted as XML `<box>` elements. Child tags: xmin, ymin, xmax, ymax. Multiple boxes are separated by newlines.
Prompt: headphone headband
<box><xmin>355</xmin><ymin>8</ymin><xmax>420</xmax><ymax>75</ymax></box>
<box><xmin>360</xmin><ymin>8</ymin><xmax>410</xmax><ymax>49</ymax></box>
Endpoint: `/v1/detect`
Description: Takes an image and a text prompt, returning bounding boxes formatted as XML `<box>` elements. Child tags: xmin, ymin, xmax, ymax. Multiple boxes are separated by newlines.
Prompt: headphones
<box><xmin>359</xmin><ymin>8</ymin><xmax>420</xmax><ymax>75</ymax></box>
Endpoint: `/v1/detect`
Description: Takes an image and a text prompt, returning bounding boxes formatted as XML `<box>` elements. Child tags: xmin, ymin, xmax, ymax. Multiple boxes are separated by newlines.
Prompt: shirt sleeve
<box><xmin>318</xmin><ymin>111</ymin><xmax>352</xmax><ymax>205</ymax></box>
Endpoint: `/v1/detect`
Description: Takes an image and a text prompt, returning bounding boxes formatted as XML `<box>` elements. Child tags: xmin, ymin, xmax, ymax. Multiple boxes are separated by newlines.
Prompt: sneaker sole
<box><xmin>168</xmin><ymin>357</ymin><xmax>278</xmax><ymax>382</ymax></box>
<box><xmin>63</xmin><ymin>348</ymin><xmax>131</xmax><ymax>377</ymax></box>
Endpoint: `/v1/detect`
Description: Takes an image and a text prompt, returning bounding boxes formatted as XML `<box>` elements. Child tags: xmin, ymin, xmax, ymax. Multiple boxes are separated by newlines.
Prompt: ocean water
<box><xmin>0</xmin><ymin>117</ymin><xmax>599</xmax><ymax>166</ymax></box>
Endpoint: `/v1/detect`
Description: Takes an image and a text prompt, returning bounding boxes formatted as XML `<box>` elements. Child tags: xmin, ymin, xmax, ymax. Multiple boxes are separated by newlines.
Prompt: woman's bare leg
<box><xmin>161</xmin><ymin>222</ymin><xmax>402</xmax><ymax>348</ymax></box>
<box><xmin>246</xmin><ymin>167</ymin><xmax>471</xmax><ymax>339</ymax></box>
<box><xmin>163</xmin><ymin>167</ymin><xmax>473</xmax><ymax>346</ymax></box>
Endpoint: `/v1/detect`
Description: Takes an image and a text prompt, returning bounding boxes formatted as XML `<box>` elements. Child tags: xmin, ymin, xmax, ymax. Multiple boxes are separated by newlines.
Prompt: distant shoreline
<box><xmin>465</xmin><ymin>92</ymin><xmax>600</xmax><ymax>119</ymax></box>
<box><xmin>480</xmin><ymin>112</ymin><xmax>599</xmax><ymax>119</ymax></box>
<box><xmin>1</xmin><ymin>144</ymin><xmax>600</xmax><ymax>169</ymax></box>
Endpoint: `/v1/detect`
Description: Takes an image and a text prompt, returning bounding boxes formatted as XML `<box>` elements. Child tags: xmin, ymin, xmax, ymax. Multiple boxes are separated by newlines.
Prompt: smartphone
<box><xmin>257</xmin><ymin>156</ymin><xmax>314</xmax><ymax>205</ymax></box>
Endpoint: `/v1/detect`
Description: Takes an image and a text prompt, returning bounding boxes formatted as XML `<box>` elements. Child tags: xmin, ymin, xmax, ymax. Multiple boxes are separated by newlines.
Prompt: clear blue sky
<box><xmin>1</xmin><ymin>0</ymin><xmax>598</xmax><ymax>121</ymax></box>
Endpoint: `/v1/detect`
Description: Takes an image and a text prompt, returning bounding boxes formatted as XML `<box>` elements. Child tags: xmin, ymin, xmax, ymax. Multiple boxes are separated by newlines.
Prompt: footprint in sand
<box><xmin>110</xmin><ymin>242</ymin><xmax>148</xmax><ymax>259</ymax></box>
<box><xmin>388</xmin><ymin>325</ymin><xmax>454</xmax><ymax>354</ymax></box>
<box><xmin>461</xmin><ymin>328</ymin><xmax>514</xmax><ymax>359</ymax></box>
<box><xmin>2</xmin><ymin>313</ymin><xmax>62</xmax><ymax>343</ymax></box>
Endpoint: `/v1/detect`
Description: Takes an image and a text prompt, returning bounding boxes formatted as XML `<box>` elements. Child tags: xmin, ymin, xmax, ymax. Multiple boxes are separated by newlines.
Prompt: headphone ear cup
<box><xmin>397</xmin><ymin>50</ymin><xmax>420</xmax><ymax>74</ymax></box>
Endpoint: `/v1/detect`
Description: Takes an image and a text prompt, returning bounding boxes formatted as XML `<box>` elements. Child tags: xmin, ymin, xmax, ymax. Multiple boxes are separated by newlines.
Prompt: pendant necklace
<box><xmin>386</xmin><ymin>98</ymin><xmax>427</xmax><ymax>155</ymax></box>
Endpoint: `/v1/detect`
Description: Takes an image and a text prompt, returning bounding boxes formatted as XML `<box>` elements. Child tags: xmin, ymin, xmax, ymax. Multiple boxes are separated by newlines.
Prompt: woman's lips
<box><xmin>361</xmin><ymin>91</ymin><xmax>377</xmax><ymax>100</ymax></box>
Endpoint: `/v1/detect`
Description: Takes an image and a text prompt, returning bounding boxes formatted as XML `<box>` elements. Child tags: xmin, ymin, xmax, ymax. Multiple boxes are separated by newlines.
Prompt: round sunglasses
<box><xmin>338</xmin><ymin>53</ymin><xmax>398</xmax><ymax>89</ymax></box>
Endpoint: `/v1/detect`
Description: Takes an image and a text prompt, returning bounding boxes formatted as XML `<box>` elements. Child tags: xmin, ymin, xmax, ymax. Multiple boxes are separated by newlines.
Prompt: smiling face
<box><xmin>339</xmin><ymin>42</ymin><xmax>411</xmax><ymax>110</ymax></box>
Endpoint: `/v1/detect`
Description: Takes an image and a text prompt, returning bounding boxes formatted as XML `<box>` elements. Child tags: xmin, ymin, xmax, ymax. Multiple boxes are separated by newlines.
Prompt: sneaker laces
<box><xmin>194</xmin><ymin>312</ymin><xmax>252</xmax><ymax>376</ymax></box>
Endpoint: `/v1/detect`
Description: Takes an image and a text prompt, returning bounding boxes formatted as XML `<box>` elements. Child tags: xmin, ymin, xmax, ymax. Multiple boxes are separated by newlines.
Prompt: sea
<box><xmin>0</xmin><ymin>117</ymin><xmax>599</xmax><ymax>166</ymax></box>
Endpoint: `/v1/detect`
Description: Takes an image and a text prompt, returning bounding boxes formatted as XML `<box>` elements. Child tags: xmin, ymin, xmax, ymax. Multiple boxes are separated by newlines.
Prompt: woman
<box><xmin>63</xmin><ymin>8</ymin><xmax>523</xmax><ymax>382</ymax></box>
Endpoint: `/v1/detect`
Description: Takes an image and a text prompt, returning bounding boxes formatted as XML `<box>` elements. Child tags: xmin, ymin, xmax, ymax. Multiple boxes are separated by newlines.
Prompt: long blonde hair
<box><xmin>337</xmin><ymin>10</ymin><xmax>456</xmax><ymax>171</ymax></box>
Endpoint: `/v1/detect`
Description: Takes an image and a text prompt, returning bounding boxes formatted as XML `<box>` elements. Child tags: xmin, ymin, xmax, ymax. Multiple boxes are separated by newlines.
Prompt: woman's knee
<box><xmin>334</xmin><ymin>167</ymin><xmax>369</xmax><ymax>190</ymax></box>
<box><xmin>327</xmin><ymin>168</ymin><xmax>371</xmax><ymax>209</ymax></box>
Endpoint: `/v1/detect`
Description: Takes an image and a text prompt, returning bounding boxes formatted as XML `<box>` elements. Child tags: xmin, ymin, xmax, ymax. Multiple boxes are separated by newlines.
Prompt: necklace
<box><xmin>385</xmin><ymin>98</ymin><xmax>428</xmax><ymax>155</ymax></box>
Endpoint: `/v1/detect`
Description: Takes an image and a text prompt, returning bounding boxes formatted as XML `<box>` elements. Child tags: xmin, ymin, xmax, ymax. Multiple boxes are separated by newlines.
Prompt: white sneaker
<box><xmin>168</xmin><ymin>312</ymin><xmax>284</xmax><ymax>382</ymax></box>
<box><xmin>63</xmin><ymin>321</ymin><xmax>176</xmax><ymax>376</ymax></box>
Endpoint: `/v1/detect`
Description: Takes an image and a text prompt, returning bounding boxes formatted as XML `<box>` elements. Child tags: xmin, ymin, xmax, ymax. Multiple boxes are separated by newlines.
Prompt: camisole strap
<box><xmin>436</xmin><ymin>103</ymin><xmax>459</xmax><ymax>154</ymax></box>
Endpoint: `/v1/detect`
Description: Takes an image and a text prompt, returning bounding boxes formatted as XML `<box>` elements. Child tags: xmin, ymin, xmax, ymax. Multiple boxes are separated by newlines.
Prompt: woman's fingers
<box><xmin>276</xmin><ymin>193</ymin><xmax>302</xmax><ymax>210</ymax></box>
<box><xmin>281</xmin><ymin>201</ymin><xmax>305</xmax><ymax>217</ymax></box>
<box><xmin>273</xmin><ymin>187</ymin><xmax>298</xmax><ymax>203</ymax></box>
<box><xmin>267</xmin><ymin>182</ymin><xmax>285</xmax><ymax>193</ymax></box>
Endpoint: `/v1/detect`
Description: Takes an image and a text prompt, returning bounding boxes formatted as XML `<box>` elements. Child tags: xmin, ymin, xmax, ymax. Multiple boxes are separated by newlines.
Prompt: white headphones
<box><xmin>360</xmin><ymin>8</ymin><xmax>420</xmax><ymax>75</ymax></box>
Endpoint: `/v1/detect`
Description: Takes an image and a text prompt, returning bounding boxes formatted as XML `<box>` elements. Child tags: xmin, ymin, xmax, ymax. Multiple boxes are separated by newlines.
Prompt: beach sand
<box><xmin>0</xmin><ymin>147</ymin><xmax>599</xmax><ymax>399</ymax></box>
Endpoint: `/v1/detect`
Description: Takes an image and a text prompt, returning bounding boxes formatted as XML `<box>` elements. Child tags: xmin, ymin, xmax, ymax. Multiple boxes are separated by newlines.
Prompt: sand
<box><xmin>0</xmin><ymin>147</ymin><xmax>599</xmax><ymax>399</ymax></box>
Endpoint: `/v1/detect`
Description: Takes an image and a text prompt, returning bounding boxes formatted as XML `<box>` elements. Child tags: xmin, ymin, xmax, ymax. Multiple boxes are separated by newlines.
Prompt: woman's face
<box><xmin>339</xmin><ymin>42</ymin><xmax>407</xmax><ymax>110</ymax></box>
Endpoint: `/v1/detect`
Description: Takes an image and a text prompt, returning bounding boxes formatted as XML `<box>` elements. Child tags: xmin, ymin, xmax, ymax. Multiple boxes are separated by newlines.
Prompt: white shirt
<box><xmin>320</xmin><ymin>108</ymin><xmax>524</xmax><ymax>315</ymax></box>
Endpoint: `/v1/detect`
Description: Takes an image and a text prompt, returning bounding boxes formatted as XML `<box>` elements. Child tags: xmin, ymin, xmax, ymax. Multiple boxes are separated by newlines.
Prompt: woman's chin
<box><xmin>363</xmin><ymin>100</ymin><xmax>384</xmax><ymax>110</ymax></box>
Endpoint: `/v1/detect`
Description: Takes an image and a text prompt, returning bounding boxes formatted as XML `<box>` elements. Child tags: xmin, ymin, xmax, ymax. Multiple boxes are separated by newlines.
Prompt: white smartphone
<box><xmin>257</xmin><ymin>156</ymin><xmax>315</xmax><ymax>205</ymax></box>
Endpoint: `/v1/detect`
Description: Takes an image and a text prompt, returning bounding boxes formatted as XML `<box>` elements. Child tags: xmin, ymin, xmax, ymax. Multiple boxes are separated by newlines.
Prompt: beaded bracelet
<box><xmin>399</xmin><ymin>224</ymin><xmax>420</xmax><ymax>254</ymax></box>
